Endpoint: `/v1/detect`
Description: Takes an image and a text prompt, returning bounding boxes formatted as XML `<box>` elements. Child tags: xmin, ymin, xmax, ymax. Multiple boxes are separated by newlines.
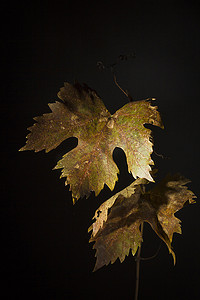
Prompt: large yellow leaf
<box><xmin>20</xmin><ymin>82</ymin><xmax>163</xmax><ymax>202</ymax></box>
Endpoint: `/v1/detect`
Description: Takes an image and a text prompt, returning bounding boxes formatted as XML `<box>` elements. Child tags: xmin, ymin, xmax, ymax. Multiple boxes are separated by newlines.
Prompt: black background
<box><xmin>2</xmin><ymin>0</ymin><xmax>200</xmax><ymax>299</ymax></box>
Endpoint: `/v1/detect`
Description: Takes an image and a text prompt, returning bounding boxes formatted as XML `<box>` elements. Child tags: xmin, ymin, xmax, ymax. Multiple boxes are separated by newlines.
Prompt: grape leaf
<box><xmin>89</xmin><ymin>174</ymin><xmax>196</xmax><ymax>271</ymax></box>
<box><xmin>88</xmin><ymin>178</ymin><xmax>149</xmax><ymax>237</ymax></box>
<box><xmin>20</xmin><ymin>82</ymin><xmax>163</xmax><ymax>202</ymax></box>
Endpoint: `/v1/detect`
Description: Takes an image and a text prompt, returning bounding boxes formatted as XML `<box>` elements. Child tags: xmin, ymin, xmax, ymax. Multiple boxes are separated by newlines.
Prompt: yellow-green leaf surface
<box><xmin>20</xmin><ymin>82</ymin><xmax>163</xmax><ymax>202</ymax></box>
<box><xmin>89</xmin><ymin>174</ymin><xmax>196</xmax><ymax>271</ymax></box>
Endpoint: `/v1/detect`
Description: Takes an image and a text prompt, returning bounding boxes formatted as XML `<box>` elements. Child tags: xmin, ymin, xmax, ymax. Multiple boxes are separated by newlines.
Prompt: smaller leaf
<box><xmin>89</xmin><ymin>174</ymin><xmax>196</xmax><ymax>271</ymax></box>
<box><xmin>148</xmin><ymin>174</ymin><xmax>196</xmax><ymax>242</ymax></box>
<box><xmin>88</xmin><ymin>178</ymin><xmax>149</xmax><ymax>237</ymax></box>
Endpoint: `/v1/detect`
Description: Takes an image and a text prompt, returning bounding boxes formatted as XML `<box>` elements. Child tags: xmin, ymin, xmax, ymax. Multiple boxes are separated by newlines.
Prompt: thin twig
<box><xmin>113</xmin><ymin>73</ymin><xmax>133</xmax><ymax>102</ymax></box>
<box><xmin>140</xmin><ymin>243</ymin><xmax>161</xmax><ymax>261</ymax></box>
<box><xmin>134</xmin><ymin>222</ymin><xmax>144</xmax><ymax>300</ymax></box>
<box><xmin>154</xmin><ymin>150</ymin><xmax>170</xmax><ymax>160</ymax></box>
<box><xmin>113</xmin><ymin>74</ymin><xmax>129</xmax><ymax>98</ymax></box>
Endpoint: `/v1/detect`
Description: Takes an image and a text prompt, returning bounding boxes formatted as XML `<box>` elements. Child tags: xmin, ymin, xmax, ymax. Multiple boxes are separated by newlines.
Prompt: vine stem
<box><xmin>113</xmin><ymin>74</ymin><xmax>133</xmax><ymax>101</ymax></box>
<box><xmin>113</xmin><ymin>74</ymin><xmax>129</xmax><ymax>98</ymax></box>
<box><xmin>134</xmin><ymin>222</ymin><xmax>144</xmax><ymax>300</ymax></box>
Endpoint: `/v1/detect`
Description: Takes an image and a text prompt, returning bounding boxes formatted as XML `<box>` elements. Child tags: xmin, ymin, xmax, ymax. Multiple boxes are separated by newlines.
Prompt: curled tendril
<box><xmin>96</xmin><ymin>52</ymin><xmax>136</xmax><ymax>102</ymax></box>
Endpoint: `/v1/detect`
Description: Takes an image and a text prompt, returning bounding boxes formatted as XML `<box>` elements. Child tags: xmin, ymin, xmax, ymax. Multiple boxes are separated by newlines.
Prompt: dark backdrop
<box><xmin>2</xmin><ymin>0</ymin><xmax>200</xmax><ymax>299</ymax></box>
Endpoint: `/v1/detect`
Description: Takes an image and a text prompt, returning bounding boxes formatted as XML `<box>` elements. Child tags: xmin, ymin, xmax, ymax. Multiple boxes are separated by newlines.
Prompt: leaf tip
<box><xmin>72</xmin><ymin>197</ymin><xmax>77</xmax><ymax>205</ymax></box>
<box><xmin>88</xmin><ymin>224</ymin><xmax>93</xmax><ymax>233</ymax></box>
<box><xmin>92</xmin><ymin>265</ymin><xmax>98</xmax><ymax>272</ymax></box>
<box><xmin>171</xmin><ymin>250</ymin><xmax>176</xmax><ymax>265</ymax></box>
<box><xmin>19</xmin><ymin>145</ymin><xmax>32</xmax><ymax>152</ymax></box>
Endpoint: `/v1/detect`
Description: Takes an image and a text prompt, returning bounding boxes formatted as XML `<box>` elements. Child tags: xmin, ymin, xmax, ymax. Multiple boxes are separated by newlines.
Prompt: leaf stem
<box><xmin>134</xmin><ymin>222</ymin><xmax>144</xmax><ymax>300</ymax></box>
<box><xmin>113</xmin><ymin>74</ymin><xmax>129</xmax><ymax>98</ymax></box>
<box><xmin>113</xmin><ymin>74</ymin><xmax>133</xmax><ymax>101</ymax></box>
